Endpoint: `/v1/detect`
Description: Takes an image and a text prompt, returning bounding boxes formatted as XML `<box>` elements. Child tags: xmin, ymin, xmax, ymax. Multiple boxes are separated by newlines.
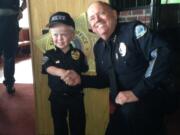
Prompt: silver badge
<box><xmin>119</xmin><ymin>42</ymin><xmax>127</xmax><ymax>57</ymax></box>
<box><xmin>115</xmin><ymin>53</ymin><xmax>119</xmax><ymax>60</ymax></box>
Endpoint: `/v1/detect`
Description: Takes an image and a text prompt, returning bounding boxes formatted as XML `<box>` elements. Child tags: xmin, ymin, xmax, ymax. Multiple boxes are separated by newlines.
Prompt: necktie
<box><xmin>105</xmin><ymin>42</ymin><xmax>118</xmax><ymax>103</ymax></box>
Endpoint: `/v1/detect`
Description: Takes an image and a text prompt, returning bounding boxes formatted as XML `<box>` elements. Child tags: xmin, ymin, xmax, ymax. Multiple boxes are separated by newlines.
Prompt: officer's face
<box><xmin>87</xmin><ymin>3</ymin><xmax>117</xmax><ymax>41</ymax></box>
<box><xmin>50</xmin><ymin>24</ymin><xmax>74</xmax><ymax>52</ymax></box>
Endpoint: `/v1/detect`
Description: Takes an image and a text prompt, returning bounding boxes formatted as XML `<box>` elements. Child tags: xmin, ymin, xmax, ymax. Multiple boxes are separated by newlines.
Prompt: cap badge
<box><xmin>51</xmin><ymin>15</ymin><xmax>66</xmax><ymax>21</ymax></box>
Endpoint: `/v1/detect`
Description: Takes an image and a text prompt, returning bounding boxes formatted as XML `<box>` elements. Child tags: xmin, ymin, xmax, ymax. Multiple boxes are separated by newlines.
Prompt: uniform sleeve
<box><xmin>80</xmin><ymin>52</ymin><xmax>89</xmax><ymax>73</ymax></box>
<box><xmin>81</xmin><ymin>74</ymin><xmax>109</xmax><ymax>88</ymax></box>
<box><xmin>81</xmin><ymin>43</ymin><xmax>109</xmax><ymax>88</ymax></box>
<box><xmin>132</xmin><ymin>23</ymin><xmax>172</xmax><ymax>99</ymax></box>
<box><xmin>41</xmin><ymin>52</ymin><xmax>54</xmax><ymax>74</ymax></box>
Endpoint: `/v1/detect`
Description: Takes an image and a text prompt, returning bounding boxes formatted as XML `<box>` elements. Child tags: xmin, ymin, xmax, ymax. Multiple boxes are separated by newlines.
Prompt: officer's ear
<box><xmin>112</xmin><ymin>9</ymin><xmax>118</xmax><ymax>21</ymax></box>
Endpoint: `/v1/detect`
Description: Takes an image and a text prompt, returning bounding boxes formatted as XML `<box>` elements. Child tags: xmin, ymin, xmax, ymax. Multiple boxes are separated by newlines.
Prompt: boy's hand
<box><xmin>62</xmin><ymin>70</ymin><xmax>81</xmax><ymax>86</ymax></box>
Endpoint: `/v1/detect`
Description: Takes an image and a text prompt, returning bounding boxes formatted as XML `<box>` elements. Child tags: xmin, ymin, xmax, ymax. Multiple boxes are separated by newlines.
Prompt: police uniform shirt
<box><xmin>42</xmin><ymin>45</ymin><xmax>89</xmax><ymax>94</ymax></box>
<box><xmin>83</xmin><ymin>20</ymin><xmax>171</xmax><ymax>100</ymax></box>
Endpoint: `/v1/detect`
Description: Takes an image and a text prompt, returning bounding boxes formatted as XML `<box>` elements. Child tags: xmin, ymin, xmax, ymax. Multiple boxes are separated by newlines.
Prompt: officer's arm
<box><xmin>132</xmin><ymin>23</ymin><xmax>171</xmax><ymax>99</ymax></box>
<box><xmin>81</xmin><ymin>74</ymin><xmax>109</xmax><ymax>89</ymax></box>
<box><xmin>81</xmin><ymin>44</ymin><xmax>109</xmax><ymax>89</ymax></box>
<box><xmin>80</xmin><ymin>51</ymin><xmax>89</xmax><ymax>73</ymax></box>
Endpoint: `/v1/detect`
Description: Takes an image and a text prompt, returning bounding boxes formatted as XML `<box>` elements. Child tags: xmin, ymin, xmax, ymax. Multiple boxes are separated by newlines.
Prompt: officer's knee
<box><xmin>120</xmin><ymin>102</ymin><xmax>143</xmax><ymax>119</ymax></box>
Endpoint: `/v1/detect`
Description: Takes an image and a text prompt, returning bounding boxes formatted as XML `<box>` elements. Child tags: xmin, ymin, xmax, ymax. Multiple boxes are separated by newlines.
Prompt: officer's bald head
<box><xmin>88</xmin><ymin>1</ymin><xmax>113</xmax><ymax>10</ymax></box>
<box><xmin>87</xmin><ymin>1</ymin><xmax>117</xmax><ymax>40</ymax></box>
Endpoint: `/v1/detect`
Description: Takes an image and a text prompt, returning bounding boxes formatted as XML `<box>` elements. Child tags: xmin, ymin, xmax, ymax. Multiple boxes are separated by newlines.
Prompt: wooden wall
<box><xmin>28</xmin><ymin>0</ymin><xmax>109</xmax><ymax>135</ymax></box>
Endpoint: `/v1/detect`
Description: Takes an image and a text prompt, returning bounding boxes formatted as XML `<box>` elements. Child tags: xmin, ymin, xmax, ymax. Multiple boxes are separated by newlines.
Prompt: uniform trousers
<box><xmin>49</xmin><ymin>92</ymin><xmax>85</xmax><ymax>135</ymax></box>
<box><xmin>105</xmin><ymin>92</ymin><xmax>167</xmax><ymax>135</ymax></box>
<box><xmin>0</xmin><ymin>15</ymin><xmax>19</xmax><ymax>87</ymax></box>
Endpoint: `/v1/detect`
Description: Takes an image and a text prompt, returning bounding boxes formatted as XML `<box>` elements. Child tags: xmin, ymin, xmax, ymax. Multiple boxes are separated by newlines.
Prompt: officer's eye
<box><xmin>98</xmin><ymin>11</ymin><xmax>106</xmax><ymax>16</ymax></box>
<box><xmin>54</xmin><ymin>33</ymin><xmax>59</xmax><ymax>37</ymax></box>
<box><xmin>88</xmin><ymin>16</ymin><xmax>95</xmax><ymax>22</ymax></box>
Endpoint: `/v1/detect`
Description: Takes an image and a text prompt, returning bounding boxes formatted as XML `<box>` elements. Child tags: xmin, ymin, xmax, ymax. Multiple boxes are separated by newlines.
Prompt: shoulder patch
<box><xmin>42</xmin><ymin>56</ymin><xmax>49</xmax><ymax>64</ymax></box>
<box><xmin>135</xmin><ymin>25</ymin><xmax>147</xmax><ymax>39</ymax></box>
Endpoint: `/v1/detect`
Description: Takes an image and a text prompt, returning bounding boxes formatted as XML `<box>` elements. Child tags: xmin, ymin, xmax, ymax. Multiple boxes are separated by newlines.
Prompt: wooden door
<box><xmin>28</xmin><ymin>0</ymin><xmax>109</xmax><ymax>135</ymax></box>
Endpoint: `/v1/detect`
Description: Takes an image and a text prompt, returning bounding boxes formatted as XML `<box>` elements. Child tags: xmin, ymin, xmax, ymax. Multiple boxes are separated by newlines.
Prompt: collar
<box><xmin>55</xmin><ymin>44</ymin><xmax>74</xmax><ymax>54</ymax></box>
<box><xmin>102</xmin><ymin>23</ymin><xmax>119</xmax><ymax>45</ymax></box>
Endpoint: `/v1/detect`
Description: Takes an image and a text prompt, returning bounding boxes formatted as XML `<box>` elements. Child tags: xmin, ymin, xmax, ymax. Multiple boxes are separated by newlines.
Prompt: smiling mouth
<box><xmin>96</xmin><ymin>23</ymin><xmax>104</xmax><ymax>29</ymax></box>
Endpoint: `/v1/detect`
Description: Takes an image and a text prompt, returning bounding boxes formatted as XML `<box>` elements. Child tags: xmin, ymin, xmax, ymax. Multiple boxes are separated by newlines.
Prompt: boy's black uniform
<box><xmin>42</xmin><ymin>45</ymin><xmax>88</xmax><ymax>135</ymax></box>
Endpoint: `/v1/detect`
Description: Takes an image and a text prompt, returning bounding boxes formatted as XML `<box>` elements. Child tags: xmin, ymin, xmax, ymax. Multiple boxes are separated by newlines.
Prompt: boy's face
<box><xmin>50</xmin><ymin>24</ymin><xmax>74</xmax><ymax>52</ymax></box>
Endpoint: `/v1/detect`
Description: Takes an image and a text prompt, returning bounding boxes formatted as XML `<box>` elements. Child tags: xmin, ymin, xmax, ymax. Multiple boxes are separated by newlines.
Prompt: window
<box><xmin>19</xmin><ymin>8</ymin><xmax>29</xmax><ymax>28</ymax></box>
<box><xmin>161</xmin><ymin>0</ymin><xmax>180</xmax><ymax>4</ymax></box>
<box><xmin>109</xmin><ymin>0</ymin><xmax>151</xmax><ymax>11</ymax></box>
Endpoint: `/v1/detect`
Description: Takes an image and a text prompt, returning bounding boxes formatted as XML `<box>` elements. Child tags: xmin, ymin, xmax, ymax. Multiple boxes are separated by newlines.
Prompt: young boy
<box><xmin>41</xmin><ymin>11</ymin><xmax>88</xmax><ymax>135</ymax></box>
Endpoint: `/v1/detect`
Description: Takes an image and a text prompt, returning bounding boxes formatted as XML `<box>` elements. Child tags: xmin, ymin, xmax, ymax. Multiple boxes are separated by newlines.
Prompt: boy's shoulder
<box><xmin>71</xmin><ymin>47</ymin><xmax>84</xmax><ymax>55</ymax></box>
<box><xmin>44</xmin><ymin>48</ymin><xmax>56</xmax><ymax>55</ymax></box>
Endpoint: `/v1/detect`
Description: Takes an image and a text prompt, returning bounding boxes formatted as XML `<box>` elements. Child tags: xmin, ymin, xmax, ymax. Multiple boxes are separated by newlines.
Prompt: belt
<box><xmin>0</xmin><ymin>9</ymin><xmax>18</xmax><ymax>16</ymax></box>
<box><xmin>61</xmin><ymin>92</ymin><xmax>84</xmax><ymax>97</ymax></box>
<box><xmin>52</xmin><ymin>91</ymin><xmax>83</xmax><ymax>97</ymax></box>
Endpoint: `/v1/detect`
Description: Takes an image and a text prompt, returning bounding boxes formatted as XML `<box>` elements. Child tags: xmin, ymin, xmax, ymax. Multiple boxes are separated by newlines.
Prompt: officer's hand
<box><xmin>115</xmin><ymin>91</ymin><xmax>139</xmax><ymax>105</ymax></box>
<box><xmin>63</xmin><ymin>70</ymin><xmax>81</xmax><ymax>86</ymax></box>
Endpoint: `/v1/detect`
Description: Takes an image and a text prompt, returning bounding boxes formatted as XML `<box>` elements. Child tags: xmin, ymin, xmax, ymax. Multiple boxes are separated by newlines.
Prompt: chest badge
<box><xmin>119</xmin><ymin>42</ymin><xmax>127</xmax><ymax>57</ymax></box>
<box><xmin>71</xmin><ymin>50</ymin><xmax>80</xmax><ymax>60</ymax></box>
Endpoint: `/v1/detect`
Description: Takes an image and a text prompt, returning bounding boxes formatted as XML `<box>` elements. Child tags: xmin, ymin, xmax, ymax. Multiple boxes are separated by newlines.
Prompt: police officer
<box><xmin>41</xmin><ymin>11</ymin><xmax>89</xmax><ymax>135</ymax></box>
<box><xmin>63</xmin><ymin>1</ymin><xmax>174</xmax><ymax>135</ymax></box>
<box><xmin>0</xmin><ymin>0</ymin><xmax>26</xmax><ymax>94</ymax></box>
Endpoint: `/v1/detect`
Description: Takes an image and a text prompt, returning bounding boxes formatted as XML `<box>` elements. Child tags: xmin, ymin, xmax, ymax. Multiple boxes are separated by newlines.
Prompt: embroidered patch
<box><xmin>144</xmin><ymin>49</ymin><xmax>158</xmax><ymax>78</ymax></box>
<box><xmin>119</xmin><ymin>42</ymin><xmax>127</xmax><ymax>57</ymax></box>
<box><xmin>135</xmin><ymin>25</ymin><xmax>147</xmax><ymax>39</ymax></box>
<box><xmin>42</xmin><ymin>56</ymin><xmax>49</xmax><ymax>64</ymax></box>
<box><xmin>55</xmin><ymin>60</ymin><xmax>60</xmax><ymax>64</ymax></box>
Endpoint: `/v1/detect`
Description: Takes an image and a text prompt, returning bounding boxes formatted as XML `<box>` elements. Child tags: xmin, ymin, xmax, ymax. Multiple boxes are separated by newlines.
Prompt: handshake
<box><xmin>60</xmin><ymin>70</ymin><xmax>81</xmax><ymax>86</ymax></box>
<box><xmin>57</xmin><ymin>68</ymin><xmax>139</xmax><ymax>105</ymax></box>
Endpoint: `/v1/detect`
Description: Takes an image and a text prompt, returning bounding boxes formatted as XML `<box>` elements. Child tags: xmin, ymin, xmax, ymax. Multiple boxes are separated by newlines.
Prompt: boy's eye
<box><xmin>52</xmin><ymin>32</ymin><xmax>69</xmax><ymax>37</ymax></box>
<box><xmin>61</xmin><ymin>33</ymin><xmax>68</xmax><ymax>36</ymax></box>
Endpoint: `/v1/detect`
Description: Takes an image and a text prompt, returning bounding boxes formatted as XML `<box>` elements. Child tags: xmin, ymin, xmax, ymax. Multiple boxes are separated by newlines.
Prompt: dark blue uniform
<box><xmin>0</xmin><ymin>0</ymin><xmax>19</xmax><ymax>88</ymax></box>
<box><xmin>82</xmin><ymin>21</ymin><xmax>172</xmax><ymax>135</ymax></box>
<box><xmin>0</xmin><ymin>0</ymin><xmax>19</xmax><ymax>10</ymax></box>
<box><xmin>42</xmin><ymin>45</ymin><xmax>88</xmax><ymax>135</ymax></box>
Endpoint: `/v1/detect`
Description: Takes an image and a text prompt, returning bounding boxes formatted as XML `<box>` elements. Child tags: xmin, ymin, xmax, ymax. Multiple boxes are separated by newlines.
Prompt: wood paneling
<box><xmin>28</xmin><ymin>0</ymin><xmax>108</xmax><ymax>135</ymax></box>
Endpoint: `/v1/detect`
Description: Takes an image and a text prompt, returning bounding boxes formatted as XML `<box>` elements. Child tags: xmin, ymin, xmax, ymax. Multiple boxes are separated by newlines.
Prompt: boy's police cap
<box><xmin>47</xmin><ymin>11</ymin><xmax>75</xmax><ymax>29</ymax></box>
